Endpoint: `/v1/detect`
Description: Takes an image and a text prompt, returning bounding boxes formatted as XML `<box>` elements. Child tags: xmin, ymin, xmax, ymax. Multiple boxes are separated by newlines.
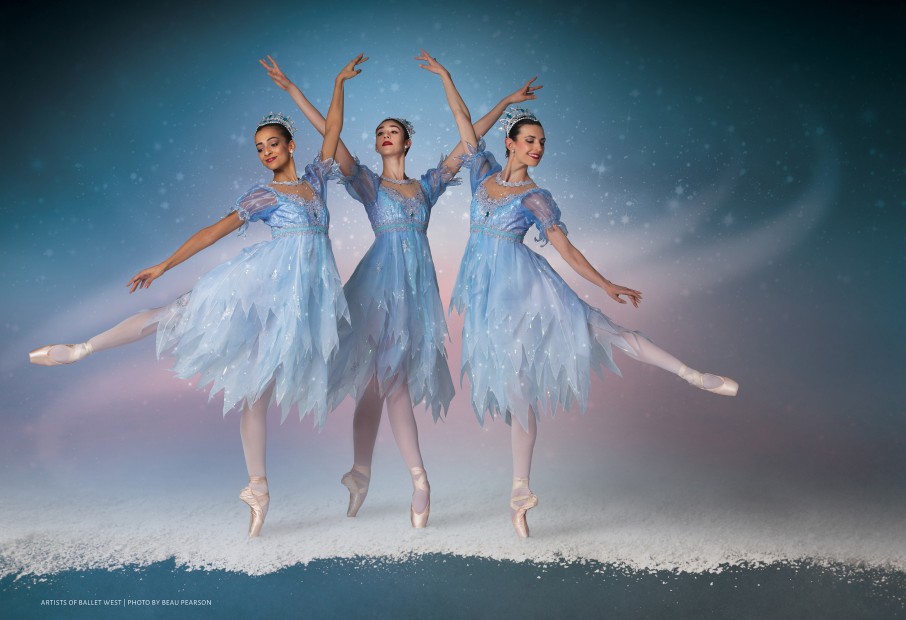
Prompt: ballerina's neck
<box><xmin>272</xmin><ymin>162</ymin><xmax>299</xmax><ymax>184</ymax></box>
<box><xmin>380</xmin><ymin>152</ymin><xmax>407</xmax><ymax>181</ymax></box>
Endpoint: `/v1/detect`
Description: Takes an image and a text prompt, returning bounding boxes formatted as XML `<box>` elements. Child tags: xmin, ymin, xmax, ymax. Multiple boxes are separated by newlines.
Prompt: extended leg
<box><xmin>510</xmin><ymin>411</ymin><xmax>539</xmax><ymax>538</ymax></box>
<box><xmin>386</xmin><ymin>378</ymin><xmax>430</xmax><ymax>527</ymax></box>
<box><xmin>29</xmin><ymin>307</ymin><xmax>165</xmax><ymax>365</ymax></box>
<box><xmin>619</xmin><ymin>331</ymin><xmax>738</xmax><ymax>396</ymax></box>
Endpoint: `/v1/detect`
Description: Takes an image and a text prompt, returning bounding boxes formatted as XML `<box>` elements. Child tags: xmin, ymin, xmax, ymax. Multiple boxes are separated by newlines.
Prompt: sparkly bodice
<box><xmin>268</xmin><ymin>183</ymin><xmax>329</xmax><ymax>228</ymax></box>
<box><xmin>235</xmin><ymin>156</ymin><xmax>339</xmax><ymax>237</ymax></box>
<box><xmin>341</xmin><ymin>158</ymin><xmax>460</xmax><ymax>235</ymax></box>
<box><xmin>462</xmin><ymin>141</ymin><xmax>566</xmax><ymax>245</ymax></box>
<box><xmin>469</xmin><ymin>182</ymin><xmax>541</xmax><ymax>242</ymax></box>
<box><xmin>368</xmin><ymin>183</ymin><xmax>429</xmax><ymax>233</ymax></box>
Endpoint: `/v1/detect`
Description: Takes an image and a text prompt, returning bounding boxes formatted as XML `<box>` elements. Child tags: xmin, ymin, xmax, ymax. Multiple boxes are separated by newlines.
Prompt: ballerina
<box><xmin>260</xmin><ymin>54</ymin><xmax>542</xmax><ymax>527</ymax></box>
<box><xmin>419</xmin><ymin>51</ymin><xmax>738</xmax><ymax>538</ymax></box>
<box><xmin>28</xmin><ymin>54</ymin><xmax>368</xmax><ymax>537</ymax></box>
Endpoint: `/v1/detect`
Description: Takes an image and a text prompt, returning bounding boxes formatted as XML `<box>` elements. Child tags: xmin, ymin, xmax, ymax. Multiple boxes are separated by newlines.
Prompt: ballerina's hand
<box><xmin>605</xmin><ymin>282</ymin><xmax>642</xmax><ymax>308</ymax></box>
<box><xmin>337</xmin><ymin>53</ymin><xmax>368</xmax><ymax>81</ymax></box>
<box><xmin>258</xmin><ymin>54</ymin><xmax>293</xmax><ymax>90</ymax></box>
<box><xmin>127</xmin><ymin>264</ymin><xmax>166</xmax><ymax>293</ymax></box>
<box><xmin>415</xmin><ymin>49</ymin><xmax>448</xmax><ymax>76</ymax></box>
<box><xmin>508</xmin><ymin>77</ymin><xmax>543</xmax><ymax>104</ymax></box>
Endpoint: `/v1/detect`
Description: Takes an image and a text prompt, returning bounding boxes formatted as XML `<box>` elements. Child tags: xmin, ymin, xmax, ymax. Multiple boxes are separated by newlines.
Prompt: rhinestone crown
<box><xmin>498</xmin><ymin>106</ymin><xmax>539</xmax><ymax>135</ymax></box>
<box><xmin>257</xmin><ymin>112</ymin><xmax>297</xmax><ymax>137</ymax></box>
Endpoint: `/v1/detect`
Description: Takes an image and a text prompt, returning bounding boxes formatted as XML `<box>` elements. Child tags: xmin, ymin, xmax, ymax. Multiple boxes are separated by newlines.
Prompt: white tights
<box><xmin>350</xmin><ymin>376</ymin><xmax>428</xmax><ymax>512</ymax></box>
<box><xmin>510</xmin><ymin>329</ymin><xmax>723</xmax><ymax>491</ymax></box>
<box><xmin>43</xmin><ymin>304</ymin><xmax>273</xmax><ymax>492</ymax></box>
<box><xmin>619</xmin><ymin>330</ymin><xmax>725</xmax><ymax>389</ymax></box>
<box><xmin>239</xmin><ymin>384</ymin><xmax>274</xmax><ymax>495</ymax></box>
<box><xmin>43</xmin><ymin>307</ymin><xmax>166</xmax><ymax>363</ymax></box>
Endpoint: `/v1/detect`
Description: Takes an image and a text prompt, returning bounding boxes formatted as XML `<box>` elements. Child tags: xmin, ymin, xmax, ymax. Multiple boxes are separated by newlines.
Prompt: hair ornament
<box><xmin>499</xmin><ymin>106</ymin><xmax>538</xmax><ymax>135</ymax></box>
<box><xmin>257</xmin><ymin>112</ymin><xmax>297</xmax><ymax>137</ymax></box>
<box><xmin>388</xmin><ymin>117</ymin><xmax>415</xmax><ymax>138</ymax></box>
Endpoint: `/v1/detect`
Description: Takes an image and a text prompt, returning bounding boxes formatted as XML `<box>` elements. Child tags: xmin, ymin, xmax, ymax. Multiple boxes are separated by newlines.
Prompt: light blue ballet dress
<box><xmin>328</xmin><ymin>159</ymin><xmax>458</xmax><ymax>420</ymax></box>
<box><xmin>451</xmin><ymin>142</ymin><xmax>637</xmax><ymax>430</ymax></box>
<box><xmin>155</xmin><ymin>157</ymin><xmax>348</xmax><ymax>427</ymax></box>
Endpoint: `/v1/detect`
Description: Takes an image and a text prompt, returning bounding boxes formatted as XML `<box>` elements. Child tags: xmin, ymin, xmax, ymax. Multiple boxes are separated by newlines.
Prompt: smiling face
<box><xmin>505</xmin><ymin>121</ymin><xmax>545</xmax><ymax>167</ymax></box>
<box><xmin>375</xmin><ymin>119</ymin><xmax>411</xmax><ymax>156</ymax></box>
<box><xmin>255</xmin><ymin>124</ymin><xmax>295</xmax><ymax>171</ymax></box>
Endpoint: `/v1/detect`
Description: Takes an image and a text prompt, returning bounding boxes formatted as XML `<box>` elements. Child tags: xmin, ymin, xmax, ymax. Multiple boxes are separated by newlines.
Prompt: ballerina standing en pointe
<box><xmin>29</xmin><ymin>54</ymin><xmax>368</xmax><ymax>538</ymax></box>
<box><xmin>420</xmin><ymin>51</ymin><xmax>738</xmax><ymax>538</ymax></box>
<box><xmin>261</xmin><ymin>54</ymin><xmax>543</xmax><ymax>527</ymax></box>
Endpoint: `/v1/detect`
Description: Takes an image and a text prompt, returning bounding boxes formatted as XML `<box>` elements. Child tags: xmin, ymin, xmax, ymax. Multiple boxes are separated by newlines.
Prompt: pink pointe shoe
<box><xmin>341</xmin><ymin>468</ymin><xmax>370</xmax><ymax>518</ymax></box>
<box><xmin>29</xmin><ymin>343</ymin><xmax>94</xmax><ymax>366</ymax></box>
<box><xmin>409</xmin><ymin>466</ymin><xmax>430</xmax><ymax>529</ymax></box>
<box><xmin>510</xmin><ymin>477</ymin><xmax>538</xmax><ymax>539</ymax></box>
<box><xmin>678</xmin><ymin>364</ymin><xmax>738</xmax><ymax>397</ymax></box>
<box><xmin>239</xmin><ymin>476</ymin><xmax>269</xmax><ymax>538</ymax></box>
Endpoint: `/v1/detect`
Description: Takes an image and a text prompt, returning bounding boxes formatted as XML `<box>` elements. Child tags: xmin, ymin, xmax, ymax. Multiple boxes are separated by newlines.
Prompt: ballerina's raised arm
<box><xmin>415</xmin><ymin>49</ymin><xmax>542</xmax><ymax>177</ymax></box>
<box><xmin>260</xmin><ymin>54</ymin><xmax>358</xmax><ymax>176</ymax></box>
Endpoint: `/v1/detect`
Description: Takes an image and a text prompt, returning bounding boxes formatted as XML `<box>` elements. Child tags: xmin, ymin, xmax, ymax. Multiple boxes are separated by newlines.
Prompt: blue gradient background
<box><xmin>1</xmin><ymin>0</ymin><xmax>904</xmax><ymax>607</ymax></box>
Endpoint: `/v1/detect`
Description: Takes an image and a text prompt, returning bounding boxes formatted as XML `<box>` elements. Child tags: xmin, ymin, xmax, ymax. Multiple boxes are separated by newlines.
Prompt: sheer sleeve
<box><xmin>459</xmin><ymin>139</ymin><xmax>501</xmax><ymax>194</ymax></box>
<box><xmin>420</xmin><ymin>156</ymin><xmax>462</xmax><ymax>208</ymax></box>
<box><xmin>522</xmin><ymin>189</ymin><xmax>569</xmax><ymax>246</ymax></box>
<box><xmin>233</xmin><ymin>186</ymin><xmax>280</xmax><ymax>236</ymax></box>
<box><xmin>302</xmin><ymin>155</ymin><xmax>342</xmax><ymax>201</ymax></box>
<box><xmin>339</xmin><ymin>157</ymin><xmax>380</xmax><ymax>206</ymax></box>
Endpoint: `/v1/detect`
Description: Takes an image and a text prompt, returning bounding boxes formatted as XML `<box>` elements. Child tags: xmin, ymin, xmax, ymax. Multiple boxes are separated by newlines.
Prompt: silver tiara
<box><xmin>257</xmin><ymin>112</ymin><xmax>297</xmax><ymax>137</ymax></box>
<box><xmin>498</xmin><ymin>106</ymin><xmax>538</xmax><ymax>135</ymax></box>
<box><xmin>387</xmin><ymin>117</ymin><xmax>415</xmax><ymax>137</ymax></box>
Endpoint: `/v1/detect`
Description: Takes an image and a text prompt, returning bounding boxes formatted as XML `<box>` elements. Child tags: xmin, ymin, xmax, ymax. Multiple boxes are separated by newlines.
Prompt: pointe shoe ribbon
<box><xmin>409</xmin><ymin>466</ymin><xmax>430</xmax><ymax>529</ymax></box>
<box><xmin>678</xmin><ymin>364</ymin><xmax>738</xmax><ymax>397</ymax></box>
<box><xmin>239</xmin><ymin>476</ymin><xmax>269</xmax><ymax>538</ymax></box>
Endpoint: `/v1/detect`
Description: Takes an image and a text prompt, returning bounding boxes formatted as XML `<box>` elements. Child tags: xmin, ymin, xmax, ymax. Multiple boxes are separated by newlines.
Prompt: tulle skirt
<box><xmin>155</xmin><ymin>233</ymin><xmax>348</xmax><ymax>427</ymax></box>
<box><xmin>328</xmin><ymin>230</ymin><xmax>454</xmax><ymax>420</ymax></box>
<box><xmin>451</xmin><ymin>233</ymin><xmax>638</xmax><ymax>430</ymax></box>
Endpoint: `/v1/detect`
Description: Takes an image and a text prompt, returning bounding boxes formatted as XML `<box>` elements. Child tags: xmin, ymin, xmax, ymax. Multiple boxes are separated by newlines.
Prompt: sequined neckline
<box><xmin>271</xmin><ymin>188</ymin><xmax>319</xmax><ymax>205</ymax></box>
<box><xmin>495</xmin><ymin>172</ymin><xmax>533</xmax><ymax>187</ymax></box>
<box><xmin>267</xmin><ymin>182</ymin><xmax>325</xmax><ymax>223</ymax></box>
<box><xmin>268</xmin><ymin>181</ymin><xmax>319</xmax><ymax>205</ymax></box>
<box><xmin>270</xmin><ymin>177</ymin><xmax>304</xmax><ymax>185</ymax></box>
<box><xmin>379</xmin><ymin>181</ymin><xmax>426</xmax><ymax>207</ymax></box>
<box><xmin>380</xmin><ymin>176</ymin><xmax>418</xmax><ymax>185</ymax></box>
<box><xmin>476</xmin><ymin>180</ymin><xmax>537</xmax><ymax>209</ymax></box>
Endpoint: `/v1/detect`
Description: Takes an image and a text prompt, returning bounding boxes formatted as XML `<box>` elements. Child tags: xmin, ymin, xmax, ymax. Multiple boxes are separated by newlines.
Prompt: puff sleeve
<box><xmin>420</xmin><ymin>156</ymin><xmax>462</xmax><ymax>208</ymax></box>
<box><xmin>233</xmin><ymin>186</ymin><xmax>280</xmax><ymax>236</ymax></box>
<box><xmin>522</xmin><ymin>189</ymin><xmax>568</xmax><ymax>246</ymax></box>
<box><xmin>339</xmin><ymin>158</ymin><xmax>381</xmax><ymax>206</ymax></box>
<box><xmin>459</xmin><ymin>139</ymin><xmax>500</xmax><ymax>194</ymax></box>
<box><xmin>302</xmin><ymin>156</ymin><xmax>342</xmax><ymax>202</ymax></box>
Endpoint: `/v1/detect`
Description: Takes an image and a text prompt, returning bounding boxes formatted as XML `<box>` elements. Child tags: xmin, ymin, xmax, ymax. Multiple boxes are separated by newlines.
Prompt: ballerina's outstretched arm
<box><xmin>127</xmin><ymin>212</ymin><xmax>244</xmax><ymax>293</ymax></box>
<box><xmin>416</xmin><ymin>49</ymin><xmax>542</xmax><ymax>175</ymax></box>
<box><xmin>260</xmin><ymin>54</ymin><xmax>357</xmax><ymax>175</ymax></box>
<box><xmin>545</xmin><ymin>224</ymin><xmax>642</xmax><ymax>308</ymax></box>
